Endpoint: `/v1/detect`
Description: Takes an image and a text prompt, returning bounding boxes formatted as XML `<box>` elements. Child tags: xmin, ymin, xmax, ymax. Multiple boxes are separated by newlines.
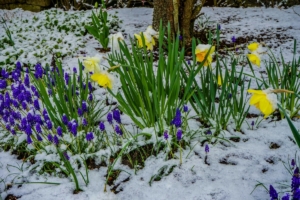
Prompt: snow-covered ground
<box><xmin>1</xmin><ymin>5</ymin><xmax>300</xmax><ymax>200</ymax></box>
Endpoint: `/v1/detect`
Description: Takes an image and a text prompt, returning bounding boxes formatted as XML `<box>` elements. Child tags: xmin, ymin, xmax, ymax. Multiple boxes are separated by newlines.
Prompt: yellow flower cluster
<box><xmin>247</xmin><ymin>42</ymin><xmax>262</xmax><ymax>67</ymax></box>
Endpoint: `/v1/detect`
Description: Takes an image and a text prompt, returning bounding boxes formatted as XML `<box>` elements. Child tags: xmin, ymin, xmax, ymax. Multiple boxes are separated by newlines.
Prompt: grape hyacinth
<box><xmin>113</xmin><ymin>109</ymin><xmax>121</xmax><ymax>124</ymax></box>
<box><xmin>292</xmin><ymin>167</ymin><xmax>300</xmax><ymax>193</ymax></box>
<box><xmin>115</xmin><ymin>125</ymin><xmax>123</xmax><ymax>136</ymax></box>
<box><xmin>37</xmin><ymin>134</ymin><xmax>43</xmax><ymax>141</ymax></box>
<box><xmin>164</xmin><ymin>130</ymin><xmax>168</xmax><ymax>140</ymax></box>
<box><xmin>82</xmin><ymin>118</ymin><xmax>88</xmax><ymax>126</ymax></box>
<box><xmin>27</xmin><ymin>135</ymin><xmax>32</xmax><ymax>144</ymax></box>
<box><xmin>82</xmin><ymin>101</ymin><xmax>87</xmax><ymax>113</ymax></box>
<box><xmin>62</xmin><ymin>114</ymin><xmax>68</xmax><ymax>125</ymax></box>
<box><xmin>171</xmin><ymin>108</ymin><xmax>182</xmax><ymax>128</ymax></box>
<box><xmin>63</xmin><ymin>152</ymin><xmax>70</xmax><ymax>160</ymax></box>
<box><xmin>183</xmin><ymin>105</ymin><xmax>188</xmax><ymax>112</ymax></box>
<box><xmin>205</xmin><ymin>144</ymin><xmax>209</xmax><ymax>153</ymax></box>
<box><xmin>282</xmin><ymin>193</ymin><xmax>289</xmax><ymax>200</ymax></box>
<box><xmin>269</xmin><ymin>185</ymin><xmax>278</xmax><ymax>200</ymax></box>
<box><xmin>57</xmin><ymin>126</ymin><xmax>63</xmax><ymax>137</ymax></box>
<box><xmin>99</xmin><ymin>121</ymin><xmax>105</xmax><ymax>131</ymax></box>
<box><xmin>53</xmin><ymin>135</ymin><xmax>59</xmax><ymax>145</ymax></box>
<box><xmin>177</xmin><ymin>129</ymin><xmax>182</xmax><ymax>141</ymax></box>
<box><xmin>86</xmin><ymin>132</ymin><xmax>94</xmax><ymax>142</ymax></box>
<box><xmin>47</xmin><ymin>134</ymin><xmax>53</xmax><ymax>142</ymax></box>
<box><xmin>107</xmin><ymin>112</ymin><xmax>113</xmax><ymax>124</ymax></box>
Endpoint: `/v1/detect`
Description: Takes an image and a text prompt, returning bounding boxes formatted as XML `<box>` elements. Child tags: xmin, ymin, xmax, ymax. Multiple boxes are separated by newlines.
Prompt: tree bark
<box><xmin>152</xmin><ymin>0</ymin><xmax>206</xmax><ymax>45</ymax></box>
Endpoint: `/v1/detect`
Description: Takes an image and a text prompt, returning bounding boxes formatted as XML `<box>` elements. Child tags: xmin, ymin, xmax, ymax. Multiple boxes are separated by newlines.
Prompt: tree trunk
<box><xmin>152</xmin><ymin>0</ymin><xmax>206</xmax><ymax>45</ymax></box>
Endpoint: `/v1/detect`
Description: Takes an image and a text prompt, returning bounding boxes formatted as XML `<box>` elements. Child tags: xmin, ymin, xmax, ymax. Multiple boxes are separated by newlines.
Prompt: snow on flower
<box><xmin>134</xmin><ymin>32</ymin><xmax>156</xmax><ymax>51</ymax></box>
<box><xmin>82</xmin><ymin>56</ymin><xmax>101</xmax><ymax>73</ymax></box>
<box><xmin>195</xmin><ymin>44</ymin><xmax>215</xmax><ymax>67</ymax></box>
<box><xmin>108</xmin><ymin>32</ymin><xmax>125</xmax><ymax>51</ymax></box>
<box><xmin>247</xmin><ymin>88</ymin><xmax>278</xmax><ymax>118</ymax></box>
<box><xmin>145</xmin><ymin>25</ymin><xmax>159</xmax><ymax>39</ymax></box>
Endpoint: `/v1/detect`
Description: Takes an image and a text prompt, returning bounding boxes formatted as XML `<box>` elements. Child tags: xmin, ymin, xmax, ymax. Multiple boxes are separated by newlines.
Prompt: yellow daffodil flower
<box><xmin>195</xmin><ymin>44</ymin><xmax>215</xmax><ymax>67</ymax></box>
<box><xmin>91</xmin><ymin>72</ymin><xmax>113</xmax><ymax>89</ymax></box>
<box><xmin>248</xmin><ymin>42</ymin><xmax>260</xmax><ymax>52</ymax></box>
<box><xmin>108</xmin><ymin>32</ymin><xmax>125</xmax><ymax>51</ymax></box>
<box><xmin>134</xmin><ymin>32</ymin><xmax>155</xmax><ymax>51</ymax></box>
<box><xmin>83</xmin><ymin>57</ymin><xmax>101</xmax><ymax>73</ymax></box>
<box><xmin>247</xmin><ymin>53</ymin><xmax>261</xmax><ymax>67</ymax></box>
<box><xmin>248</xmin><ymin>89</ymin><xmax>278</xmax><ymax>118</ymax></box>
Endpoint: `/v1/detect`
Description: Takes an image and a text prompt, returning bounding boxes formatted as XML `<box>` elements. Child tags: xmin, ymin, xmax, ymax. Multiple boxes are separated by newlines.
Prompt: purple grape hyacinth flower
<box><xmin>33</xmin><ymin>99</ymin><xmax>40</xmax><ymax>110</ymax></box>
<box><xmin>53</xmin><ymin>135</ymin><xmax>59</xmax><ymax>145</ymax></box>
<box><xmin>292</xmin><ymin>167</ymin><xmax>300</xmax><ymax>192</ymax></box>
<box><xmin>62</xmin><ymin>114</ymin><xmax>68</xmax><ymax>125</ymax></box>
<box><xmin>37</xmin><ymin>133</ymin><xmax>43</xmax><ymax>141</ymax></box>
<box><xmin>71</xmin><ymin>122</ymin><xmax>78</xmax><ymax>136</ymax></box>
<box><xmin>47</xmin><ymin>134</ymin><xmax>53</xmax><ymax>142</ymax></box>
<box><xmin>16</xmin><ymin>61</ymin><xmax>22</xmax><ymax>70</ymax></box>
<box><xmin>82</xmin><ymin>101</ymin><xmax>87</xmax><ymax>113</ymax></box>
<box><xmin>57</xmin><ymin>126</ymin><xmax>63</xmax><ymax>136</ymax></box>
<box><xmin>46</xmin><ymin>120</ymin><xmax>53</xmax><ymax>130</ymax></box>
<box><xmin>34</xmin><ymin>63</ymin><xmax>44</xmax><ymax>79</ymax></box>
<box><xmin>115</xmin><ymin>125</ymin><xmax>123</xmax><ymax>136</ymax></box>
<box><xmin>269</xmin><ymin>185</ymin><xmax>278</xmax><ymax>200</ymax></box>
<box><xmin>113</xmin><ymin>109</ymin><xmax>121</xmax><ymax>124</ymax></box>
<box><xmin>86</xmin><ymin>132</ymin><xmax>94</xmax><ymax>142</ymax></box>
<box><xmin>164</xmin><ymin>131</ymin><xmax>168</xmax><ymax>140</ymax></box>
<box><xmin>205</xmin><ymin>144</ymin><xmax>209</xmax><ymax>153</ymax></box>
<box><xmin>27</xmin><ymin>135</ymin><xmax>32</xmax><ymax>144</ymax></box>
<box><xmin>171</xmin><ymin>108</ymin><xmax>182</xmax><ymax>128</ymax></box>
<box><xmin>63</xmin><ymin>152</ymin><xmax>70</xmax><ymax>160</ymax></box>
<box><xmin>99</xmin><ymin>121</ymin><xmax>105</xmax><ymax>131</ymax></box>
<box><xmin>82</xmin><ymin>118</ymin><xmax>88</xmax><ymax>126</ymax></box>
<box><xmin>0</xmin><ymin>80</ymin><xmax>7</xmax><ymax>89</ymax></box>
<box><xmin>183</xmin><ymin>105</ymin><xmax>188</xmax><ymax>112</ymax></box>
<box><xmin>35</xmin><ymin>124</ymin><xmax>42</xmax><ymax>134</ymax></box>
<box><xmin>107</xmin><ymin>112</ymin><xmax>113</xmax><ymax>124</ymax></box>
<box><xmin>177</xmin><ymin>129</ymin><xmax>182</xmax><ymax>141</ymax></box>
<box><xmin>231</xmin><ymin>36</ymin><xmax>236</xmax><ymax>43</ymax></box>
<box><xmin>78</xmin><ymin>108</ymin><xmax>83</xmax><ymax>117</ymax></box>
<box><xmin>282</xmin><ymin>193</ymin><xmax>289</xmax><ymax>200</ymax></box>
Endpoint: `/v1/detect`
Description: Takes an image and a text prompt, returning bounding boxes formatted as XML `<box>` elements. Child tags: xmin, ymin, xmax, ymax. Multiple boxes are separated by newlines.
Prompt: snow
<box><xmin>1</xmin><ymin>5</ymin><xmax>300</xmax><ymax>200</ymax></box>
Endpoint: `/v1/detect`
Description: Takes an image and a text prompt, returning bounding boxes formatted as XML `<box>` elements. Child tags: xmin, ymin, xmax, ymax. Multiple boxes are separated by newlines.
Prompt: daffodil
<box><xmin>108</xmin><ymin>32</ymin><xmax>125</xmax><ymax>51</ymax></box>
<box><xmin>134</xmin><ymin>32</ymin><xmax>155</xmax><ymax>51</ymax></box>
<box><xmin>247</xmin><ymin>53</ymin><xmax>261</xmax><ymax>67</ymax></box>
<box><xmin>195</xmin><ymin>44</ymin><xmax>215</xmax><ymax>67</ymax></box>
<box><xmin>91</xmin><ymin>71</ymin><xmax>113</xmax><ymax>89</ymax></box>
<box><xmin>248</xmin><ymin>42</ymin><xmax>260</xmax><ymax>52</ymax></box>
<box><xmin>247</xmin><ymin>42</ymin><xmax>263</xmax><ymax>67</ymax></box>
<box><xmin>248</xmin><ymin>88</ymin><xmax>278</xmax><ymax>118</ymax></box>
<box><xmin>82</xmin><ymin>56</ymin><xmax>101</xmax><ymax>73</ymax></box>
<box><xmin>145</xmin><ymin>25</ymin><xmax>159</xmax><ymax>39</ymax></box>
